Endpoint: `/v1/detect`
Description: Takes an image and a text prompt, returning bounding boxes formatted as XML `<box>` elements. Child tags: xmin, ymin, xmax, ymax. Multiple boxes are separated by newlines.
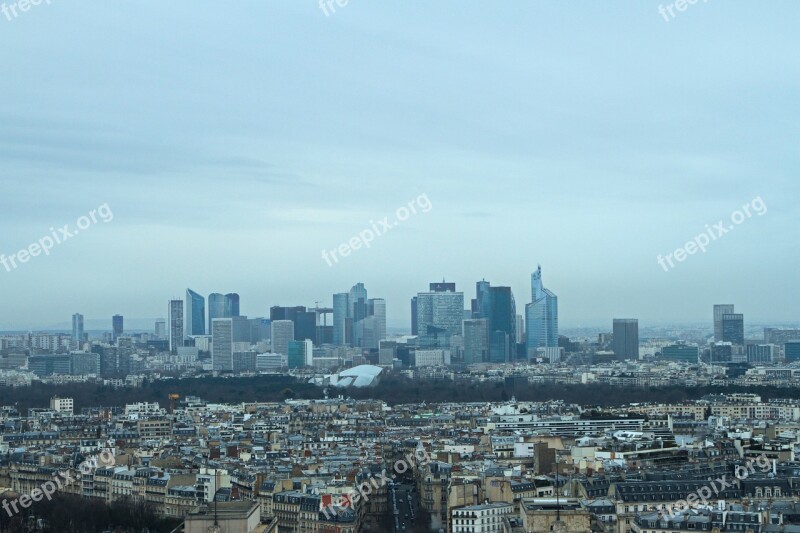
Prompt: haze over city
<box><xmin>1</xmin><ymin>3</ymin><xmax>798</xmax><ymax>330</ymax></box>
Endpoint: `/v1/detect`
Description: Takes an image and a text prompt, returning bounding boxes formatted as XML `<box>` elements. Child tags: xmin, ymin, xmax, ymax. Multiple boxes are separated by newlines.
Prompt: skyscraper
<box><xmin>489</xmin><ymin>286</ymin><xmax>516</xmax><ymax>360</ymax></box>
<box><xmin>350</xmin><ymin>283</ymin><xmax>368</xmax><ymax>322</ymax></box>
<box><xmin>612</xmin><ymin>319</ymin><xmax>639</xmax><ymax>360</ymax></box>
<box><xmin>211</xmin><ymin>318</ymin><xmax>233</xmax><ymax>371</ymax></box>
<box><xmin>475</xmin><ymin>280</ymin><xmax>491</xmax><ymax>320</ymax></box>
<box><xmin>208</xmin><ymin>292</ymin><xmax>240</xmax><ymax>332</ymax></box>
<box><xmin>722</xmin><ymin>313</ymin><xmax>744</xmax><ymax>345</ymax></box>
<box><xmin>168</xmin><ymin>300</ymin><xmax>184</xmax><ymax>354</ymax></box>
<box><xmin>367</xmin><ymin>298</ymin><xmax>386</xmax><ymax>346</ymax></box>
<box><xmin>155</xmin><ymin>319</ymin><xmax>166</xmax><ymax>339</ymax></box>
<box><xmin>713</xmin><ymin>304</ymin><xmax>735</xmax><ymax>342</ymax></box>
<box><xmin>271</xmin><ymin>320</ymin><xmax>294</xmax><ymax>356</ymax></box>
<box><xmin>526</xmin><ymin>266</ymin><xmax>558</xmax><ymax>353</ymax></box>
<box><xmin>185</xmin><ymin>289</ymin><xmax>206</xmax><ymax>336</ymax></box>
<box><xmin>415</xmin><ymin>281</ymin><xmax>464</xmax><ymax>347</ymax></box>
<box><xmin>72</xmin><ymin>313</ymin><xmax>84</xmax><ymax>346</ymax></box>
<box><xmin>332</xmin><ymin>284</ymin><xmax>385</xmax><ymax>348</ymax></box>
<box><xmin>287</xmin><ymin>339</ymin><xmax>313</xmax><ymax>368</ymax></box>
<box><xmin>349</xmin><ymin>283</ymin><xmax>368</xmax><ymax>346</ymax></box>
<box><xmin>410</xmin><ymin>297</ymin><xmax>418</xmax><ymax>336</ymax></box>
<box><xmin>463</xmin><ymin>318</ymin><xmax>489</xmax><ymax>364</ymax></box>
<box><xmin>225</xmin><ymin>293</ymin><xmax>240</xmax><ymax>317</ymax></box>
<box><xmin>270</xmin><ymin>306</ymin><xmax>316</xmax><ymax>343</ymax></box>
<box><xmin>112</xmin><ymin>314</ymin><xmax>123</xmax><ymax>341</ymax></box>
<box><xmin>333</xmin><ymin>293</ymin><xmax>349</xmax><ymax>345</ymax></box>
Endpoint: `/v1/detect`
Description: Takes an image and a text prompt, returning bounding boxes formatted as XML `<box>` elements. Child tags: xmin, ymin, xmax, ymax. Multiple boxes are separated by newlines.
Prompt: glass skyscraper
<box><xmin>112</xmin><ymin>314</ymin><xmax>124</xmax><ymax>341</ymax></box>
<box><xmin>333</xmin><ymin>292</ymin><xmax>349</xmax><ymax>345</ymax></box>
<box><xmin>613</xmin><ymin>318</ymin><xmax>639</xmax><ymax>360</ymax></box>
<box><xmin>72</xmin><ymin>313</ymin><xmax>84</xmax><ymax>345</ymax></box>
<box><xmin>722</xmin><ymin>313</ymin><xmax>744</xmax><ymax>345</ymax></box>
<box><xmin>525</xmin><ymin>266</ymin><xmax>558</xmax><ymax>352</ymax></box>
<box><xmin>208</xmin><ymin>292</ymin><xmax>239</xmax><ymax>332</ymax></box>
<box><xmin>415</xmin><ymin>282</ymin><xmax>464</xmax><ymax>348</ymax></box>
<box><xmin>186</xmin><ymin>288</ymin><xmax>205</xmax><ymax>336</ymax></box>
<box><xmin>713</xmin><ymin>304</ymin><xmax>735</xmax><ymax>342</ymax></box>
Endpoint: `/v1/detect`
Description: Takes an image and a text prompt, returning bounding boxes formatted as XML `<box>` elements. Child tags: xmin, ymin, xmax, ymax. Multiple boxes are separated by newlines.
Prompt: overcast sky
<box><xmin>0</xmin><ymin>1</ymin><xmax>798</xmax><ymax>331</ymax></box>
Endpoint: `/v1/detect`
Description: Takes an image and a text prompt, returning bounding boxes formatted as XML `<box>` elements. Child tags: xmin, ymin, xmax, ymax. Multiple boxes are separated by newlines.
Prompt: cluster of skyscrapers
<box><xmin>58</xmin><ymin>270</ymin><xmax>800</xmax><ymax>374</ymax></box>
<box><xmin>411</xmin><ymin>267</ymin><xmax>560</xmax><ymax>364</ymax></box>
<box><xmin>332</xmin><ymin>283</ymin><xmax>386</xmax><ymax>350</ymax></box>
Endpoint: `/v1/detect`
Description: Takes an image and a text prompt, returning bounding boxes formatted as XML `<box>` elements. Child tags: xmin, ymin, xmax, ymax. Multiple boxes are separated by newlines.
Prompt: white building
<box><xmin>451</xmin><ymin>502</ymin><xmax>514</xmax><ymax>533</ymax></box>
<box><xmin>50</xmin><ymin>396</ymin><xmax>73</xmax><ymax>415</ymax></box>
<box><xmin>124</xmin><ymin>402</ymin><xmax>164</xmax><ymax>419</ymax></box>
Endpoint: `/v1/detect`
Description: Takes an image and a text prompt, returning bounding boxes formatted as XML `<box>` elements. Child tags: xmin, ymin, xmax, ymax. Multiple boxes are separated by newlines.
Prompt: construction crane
<box><xmin>168</xmin><ymin>393</ymin><xmax>180</xmax><ymax>414</ymax></box>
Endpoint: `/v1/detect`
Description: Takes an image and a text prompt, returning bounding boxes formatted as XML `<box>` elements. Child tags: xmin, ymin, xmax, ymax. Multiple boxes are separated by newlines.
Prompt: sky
<box><xmin>0</xmin><ymin>1</ymin><xmax>798</xmax><ymax>331</ymax></box>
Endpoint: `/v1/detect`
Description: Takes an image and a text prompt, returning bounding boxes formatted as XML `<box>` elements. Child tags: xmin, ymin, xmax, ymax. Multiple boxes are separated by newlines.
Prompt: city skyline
<box><xmin>4</xmin><ymin>278</ymin><xmax>799</xmax><ymax>334</ymax></box>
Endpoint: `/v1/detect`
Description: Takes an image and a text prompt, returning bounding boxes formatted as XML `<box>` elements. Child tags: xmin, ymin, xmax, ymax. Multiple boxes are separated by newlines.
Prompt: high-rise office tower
<box><xmin>185</xmin><ymin>289</ymin><xmax>206</xmax><ymax>336</ymax></box>
<box><xmin>294</xmin><ymin>311</ymin><xmax>317</xmax><ymax>342</ymax></box>
<box><xmin>463</xmin><ymin>318</ymin><xmax>489</xmax><ymax>364</ymax></box>
<box><xmin>333</xmin><ymin>293</ymin><xmax>349</xmax><ymax>345</ymax></box>
<box><xmin>489</xmin><ymin>330</ymin><xmax>510</xmax><ymax>363</ymax></box>
<box><xmin>208</xmin><ymin>293</ymin><xmax>226</xmax><ymax>331</ymax></box>
<box><xmin>332</xmin><ymin>284</ymin><xmax>385</xmax><ymax>348</ymax></box>
<box><xmin>287</xmin><ymin>339</ymin><xmax>313</xmax><ymax>368</ymax></box>
<box><xmin>489</xmin><ymin>286</ymin><xmax>516</xmax><ymax>359</ymax></box>
<box><xmin>211</xmin><ymin>318</ymin><xmax>233</xmax><ymax>371</ymax></box>
<box><xmin>356</xmin><ymin>316</ymin><xmax>383</xmax><ymax>350</ymax></box>
<box><xmin>379</xmin><ymin>340</ymin><xmax>397</xmax><ymax>365</ymax></box>
<box><xmin>155</xmin><ymin>319</ymin><xmax>166</xmax><ymax>339</ymax></box>
<box><xmin>368</xmin><ymin>298</ymin><xmax>386</xmax><ymax>345</ymax></box>
<box><xmin>208</xmin><ymin>292</ymin><xmax>240</xmax><ymax>332</ymax></box>
<box><xmin>72</xmin><ymin>313</ymin><xmax>84</xmax><ymax>345</ymax></box>
<box><xmin>112</xmin><ymin>314</ymin><xmax>123</xmax><ymax>341</ymax></box>
<box><xmin>271</xmin><ymin>320</ymin><xmax>294</xmax><ymax>356</ymax></box>
<box><xmin>526</xmin><ymin>266</ymin><xmax>558</xmax><ymax>353</ymax></box>
<box><xmin>350</xmin><ymin>283</ymin><xmax>368</xmax><ymax>322</ymax></box>
<box><xmin>415</xmin><ymin>281</ymin><xmax>464</xmax><ymax>347</ymax></box>
<box><xmin>349</xmin><ymin>283</ymin><xmax>368</xmax><ymax>347</ymax></box>
<box><xmin>713</xmin><ymin>304</ymin><xmax>735</xmax><ymax>342</ymax></box>
<box><xmin>612</xmin><ymin>319</ymin><xmax>639</xmax><ymax>360</ymax></box>
<box><xmin>515</xmin><ymin>314</ymin><xmax>525</xmax><ymax>344</ymax></box>
<box><xmin>410</xmin><ymin>297</ymin><xmax>418</xmax><ymax>335</ymax></box>
<box><xmin>225</xmin><ymin>293</ymin><xmax>240</xmax><ymax>318</ymax></box>
<box><xmin>722</xmin><ymin>313</ymin><xmax>744</xmax><ymax>345</ymax></box>
<box><xmin>271</xmin><ymin>306</ymin><xmax>315</xmax><ymax>342</ymax></box>
<box><xmin>231</xmin><ymin>315</ymin><xmax>251</xmax><ymax>343</ymax></box>
<box><xmin>475</xmin><ymin>280</ymin><xmax>491</xmax><ymax>320</ymax></box>
<box><xmin>168</xmin><ymin>299</ymin><xmax>184</xmax><ymax>354</ymax></box>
